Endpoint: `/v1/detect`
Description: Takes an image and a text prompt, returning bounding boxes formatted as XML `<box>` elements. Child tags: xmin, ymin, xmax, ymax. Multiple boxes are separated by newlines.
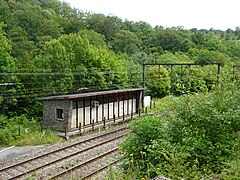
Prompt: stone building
<box><xmin>39</xmin><ymin>88</ymin><xmax>144</xmax><ymax>132</ymax></box>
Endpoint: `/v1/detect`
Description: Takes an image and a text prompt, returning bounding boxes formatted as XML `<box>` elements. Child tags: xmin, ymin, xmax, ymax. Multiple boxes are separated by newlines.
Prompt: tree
<box><xmin>111</xmin><ymin>30</ymin><xmax>142</xmax><ymax>55</ymax></box>
<box><xmin>204</xmin><ymin>35</ymin><xmax>226</xmax><ymax>53</ymax></box>
<box><xmin>0</xmin><ymin>22</ymin><xmax>18</xmax><ymax>115</ymax></box>
<box><xmin>191</xmin><ymin>31</ymin><xmax>206</xmax><ymax>46</ymax></box>
<box><xmin>224</xmin><ymin>40</ymin><xmax>240</xmax><ymax>60</ymax></box>
<box><xmin>193</xmin><ymin>49</ymin><xmax>216</xmax><ymax>64</ymax></box>
<box><xmin>102</xmin><ymin>16</ymin><xmax>119</xmax><ymax>42</ymax></box>
<box><xmin>8</xmin><ymin>26</ymin><xmax>35</xmax><ymax>58</ymax></box>
<box><xmin>85</xmin><ymin>14</ymin><xmax>119</xmax><ymax>43</ymax></box>
<box><xmin>34</xmin><ymin>38</ymin><xmax>73</xmax><ymax>95</ymax></box>
<box><xmin>154</xmin><ymin>29</ymin><xmax>193</xmax><ymax>53</ymax></box>
<box><xmin>190</xmin><ymin>48</ymin><xmax>229</xmax><ymax>65</ymax></box>
<box><xmin>7</xmin><ymin>0</ymin><xmax>63</xmax><ymax>41</ymax></box>
<box><xmin>0</xmin><ymin>22</ymin><xmax>13</xmax><ymax>88</ymax></box>
<box><xmin>56</xmin><ymin>2</ymin><xmax>85</xmax><ymax>34</ymax></box>
<box><xmin>35</xmin><ymin>33</ymin><xmax>129</xmax><ymax>94</ymax></box>
<box><xmin>0</xmin><ymin>0</ymin><xmax>13</xmax><ymax>29</ymax></box>
<box><xmin>78</xmin><ymin>29</ymin><xmax>107</xmax><ymax>48</ymax></box>
<box><xmin>234</xmin><ymin>26</ymin><xmax>240</xmax><ymax>39</ymax></box>
<box><xmin>156</xmin><ymin>51</ymin><xmax>192</xmax><ymax>64</ymax></box>
<box><xmin>146</xmin><ymin>66</ymin><xmax>171</xmax><ymax>98</ymax></box>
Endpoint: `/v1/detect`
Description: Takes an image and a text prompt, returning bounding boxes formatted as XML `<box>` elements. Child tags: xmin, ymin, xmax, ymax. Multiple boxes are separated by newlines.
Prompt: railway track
<box><xmin>52</xmin><ymin>147</ymin><xmax>120</xmax><ymax>179</ymax></box>
<box><xmin>0</xmin><ymin>125</ymin><xmax>129</xmax><ymax>179</ymax></box>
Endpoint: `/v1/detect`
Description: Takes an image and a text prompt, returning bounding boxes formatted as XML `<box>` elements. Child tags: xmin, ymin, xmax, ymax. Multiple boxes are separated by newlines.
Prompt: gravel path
<box><xmin>0</xmin><ymin>145</ymin><xmax>46</xmax><ymax>163</ymax></box>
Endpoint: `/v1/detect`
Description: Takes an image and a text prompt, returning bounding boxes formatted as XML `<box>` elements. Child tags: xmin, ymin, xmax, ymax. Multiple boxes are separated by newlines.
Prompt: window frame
<box><xmin>56</xmin><ymin>108</ymin><xmax>64</xmax><ymax>120</ymax></box>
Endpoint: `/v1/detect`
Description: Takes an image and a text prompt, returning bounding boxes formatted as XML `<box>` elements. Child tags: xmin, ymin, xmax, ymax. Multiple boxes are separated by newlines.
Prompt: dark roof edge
<box><xmin>38</xmin><ymin>88</ymin><xmax>144</xmax><ymax>101</ymax></box>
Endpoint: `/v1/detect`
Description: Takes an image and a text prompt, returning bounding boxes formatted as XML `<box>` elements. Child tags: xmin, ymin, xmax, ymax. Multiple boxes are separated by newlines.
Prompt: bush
<box><xmin>170</xmin><ymin>65</ymin><xmax>217</xmax><ymax>95</ymax></box>
<box><xmin>0</xmin><ymin>114</ymin><xmax>61</xmax><ymax>146</ymax></box>
<box><xmin>146</xmin><ymin>66</ymin><xmax>171</xmax><ymax>98</ymax></box>
<box><xmin>120</xmin><ymin>115</ymin><xmax>166</xmax><ymax>178</ymax></box>
<box><xmin>121</xmin><ymin>80</ymin><xmax>240</xmax><ymax>179</ymax></box>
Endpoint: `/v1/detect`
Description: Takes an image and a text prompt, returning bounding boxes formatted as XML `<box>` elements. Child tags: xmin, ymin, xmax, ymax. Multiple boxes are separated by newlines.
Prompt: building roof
<box><xmin>38</xmin><ymin>88</ymin><xmax>144</xmax><ymax>101</ymax></box>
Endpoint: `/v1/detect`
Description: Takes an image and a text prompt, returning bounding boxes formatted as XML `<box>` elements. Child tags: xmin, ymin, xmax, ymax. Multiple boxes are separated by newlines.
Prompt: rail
<box><xmin>0</xmin><ymin>126</ymin><xmax>129</xmax><ymax>179</ymax></box>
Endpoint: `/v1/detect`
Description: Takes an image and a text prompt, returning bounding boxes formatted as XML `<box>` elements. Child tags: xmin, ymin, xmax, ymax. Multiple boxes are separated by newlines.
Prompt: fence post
<box><xmin>145</xmin><ymin>107</ymin><xmax>148</xmax><ymax>114</ymax></box>
<box><xmin>79</xmin><ymin>123</ymin><xmax>81</xmax><ymax>135</ymax></box>
<box><xmin>103</xmin><ymin>117</ymin><xmax>106</xmax><ymax>128</ymax></box>
<box><xmin>113</xmin><ymin>114</ymin><xmax>116</xmax><ymax>123</ymax></box>
<box><xmin>92</xmin><ymin>119</ymin><xmax>95</xmax><ymax>131</ymax></box>
<box><xmin>65</xmin><ymin>126</ymin><xmax>68</xmax><ymax>139</ymax></box>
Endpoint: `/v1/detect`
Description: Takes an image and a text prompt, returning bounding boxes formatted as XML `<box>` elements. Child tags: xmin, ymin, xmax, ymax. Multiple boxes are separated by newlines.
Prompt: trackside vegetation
<box><xmin>119</xmin><ymin>80</ymin><xmax>240</xmax><ymax>179</ymax></box>
<box><xmin>0</xmin><ymin>115</ymin><xmax>61</xmax><ymax>146</ymax></box>
<box><xmin>0</xmin><ymin>3</ymin><xmax>239</xmax><ymax>177</ymax></box>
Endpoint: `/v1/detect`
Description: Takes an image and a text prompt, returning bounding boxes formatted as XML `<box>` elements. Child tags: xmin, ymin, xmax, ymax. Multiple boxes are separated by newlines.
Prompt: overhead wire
<box><xmin>0</xmin><ymin>76</ymin><xmax>142</xmax><ymax>94</ymax></box>
<box><xmin>1</xmin><ymin>80</ymin><xmax>142</xmax><ymax>100</ymax></box>
<box><xmin>1</xmin><ymin>64</ymin><xmax>225</xmax><ymax>102</ymax></box>
<box><xmin>0</xmin><ymin>70</ymin><xmax>142</xmax><ymax>75</ymax></box>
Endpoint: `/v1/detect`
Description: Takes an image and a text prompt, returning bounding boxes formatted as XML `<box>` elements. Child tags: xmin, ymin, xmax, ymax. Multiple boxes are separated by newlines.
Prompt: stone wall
<box><xmin>43</xmin><ymin>99</ymin><xmax>71</xmax><ymax>132</ymax></box>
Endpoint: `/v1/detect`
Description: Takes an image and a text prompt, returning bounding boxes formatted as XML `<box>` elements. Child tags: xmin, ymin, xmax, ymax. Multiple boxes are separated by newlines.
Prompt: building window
<box><xmin>56</xmin><ymin>108</ymin><xmax>64</xmax><ymax>119</ymax></box>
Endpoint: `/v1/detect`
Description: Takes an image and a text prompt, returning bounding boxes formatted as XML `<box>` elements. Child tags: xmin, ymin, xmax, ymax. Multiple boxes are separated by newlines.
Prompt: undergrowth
<box><xmin>117</xmin><ymin>80</ymin><xmax>240</xmax><ymax>179</ymax></box>
<box><xmin>0</xmin><ymin>114</ymin><xmax>61</xmax><ymax>146</ymax></box>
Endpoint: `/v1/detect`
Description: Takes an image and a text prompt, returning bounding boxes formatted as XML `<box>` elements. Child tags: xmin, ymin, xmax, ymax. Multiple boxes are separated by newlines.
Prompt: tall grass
<box><xmin>0</xmin><ymin>115</ymin><xmax>62</xmax><ymax>146</ymax></box>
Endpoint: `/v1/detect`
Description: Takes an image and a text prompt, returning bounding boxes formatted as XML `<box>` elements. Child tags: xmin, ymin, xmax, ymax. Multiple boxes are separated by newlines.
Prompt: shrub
<box><xmin>170</xmin><ymin>65</ymin><xmax>215</xmax><ymax>95</ymax></box>
<box><xmin>146</xmin><ymin>66</ymin><xmax>171</xmax><ymax>98</ymax></box>
<box><xmin>121</xmin><ymin>115</ymin><xmax>166</xmax><ymax>178</ymax></box>
<box><xmin>0</xmin><ymin>114</ymin><xmax>61</xmax><ymax>146</ymax></box>
<box><xmin>121</xmin><ymin>80</ymin><xmax>240</xmax><ymax>179</ymax></box>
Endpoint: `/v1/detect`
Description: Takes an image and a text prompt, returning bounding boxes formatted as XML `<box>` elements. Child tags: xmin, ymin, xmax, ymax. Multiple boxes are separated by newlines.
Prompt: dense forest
<box><xmin>0</xmin><ymin>0</ymin><xmax>239</xmax><ymax>123</ymax></box>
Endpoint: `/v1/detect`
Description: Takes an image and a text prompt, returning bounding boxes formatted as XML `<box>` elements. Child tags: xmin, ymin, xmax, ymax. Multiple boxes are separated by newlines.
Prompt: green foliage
<box><xmin>166</xmin><ymin>90</ymin><xmax>239</xmax><ymax>171</ymax></box>
<box><xmin>146</xmin><ymin>66</ymin><xmax>171</xmax><ymax>98</ymax></box>
<box><xmin>9</xmin><ymin>0</ymin><xmax>63</xmax><ymax>41</ymax></box>
<box><xmin>121</xmin><ymin>115</ymin><xmax>165</xmax><ymax>178</ymax></box>
<box><xmin>217</xmin><ymin>149</ymin><xmax>240</xmax><ymax>179</ymax></box>
<box><xmin>0</xmin><ymin>21</ymin><xmax>19</xmax><ymax>115</ymax></box>
<box><xmin>34</xmin><ymin>37</ymin><xmax>74</xmax><ymax>94</ymax></box>
<box><xmin>204</xmin><ymin>35</ymin><xmax>227</xmax><ymax>52</ymax></box>
<box><xmin>189</xmin><ymin>48</ymin><xmax>230</xmax><ymax>65</ymax></box>
<box><xmin>78</xmin><ymin>29</ymin><xmax>107</xmax><ymax>48</ymax></box>
<box><xmin>170</xmin><ymin>65</ymin><xmax>209</xmax><ymax>95</ymax></box>
<box><xmin>122</xmin><ymin>115</ymin><xmax>165</xmax><ymax>154</ymax></box>
<box><xmin>34</xmin><ymin>33</ymin><xmax>129</xmax><ymax>95</ymax></box>
<box><xmin>156</xmin><ymin>51</ymin><xmax>192</xmax><ymax>64</ymax></box>
<box><xmin>119</xmin><ymin>53</ymin><xmax>142</xmax><ymax>88</ymax></box>
<box><xmin>121</xmin><ymin>81</ymin><xmax>240</xmax><ymax>179</ymax></box>
<box><xmin>112</xmin><ymin>30</ymin><xmax>142</xmax><ymax>55</ymax></box>
<box><xmin>85</xmin><ymin>14</ymin><xmax>119</xmax><ymax>42</ymax></box>
<box><xmin>224</xmin><ymin>40</ymin><xmax>240</xmax><ymax>60</ymax></box>
<box><xmin>0</xmin><ymin>114</ymin><xmax>61</xmax><ymax>146</ymax></box>
<box><xmin>153</xmin><ymin>29</ymin><xmax>194</xmax><ymax>53</ymax></box>
<box><xmin>1</xmin><ymin>0</ymin><xmax>240</xmax><ymax>149</ymax></box>
<box><xmin>190</xmin><ymin>31</ymin><xmax>206</xmax><ymax>46</ymax></box>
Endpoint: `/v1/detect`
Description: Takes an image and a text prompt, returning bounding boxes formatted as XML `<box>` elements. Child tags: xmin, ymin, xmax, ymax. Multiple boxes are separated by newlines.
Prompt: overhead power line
<box><xmin>0</xmin><ymin>71</ymin><xmax>142</xmax><ymax>76</ymax></box>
